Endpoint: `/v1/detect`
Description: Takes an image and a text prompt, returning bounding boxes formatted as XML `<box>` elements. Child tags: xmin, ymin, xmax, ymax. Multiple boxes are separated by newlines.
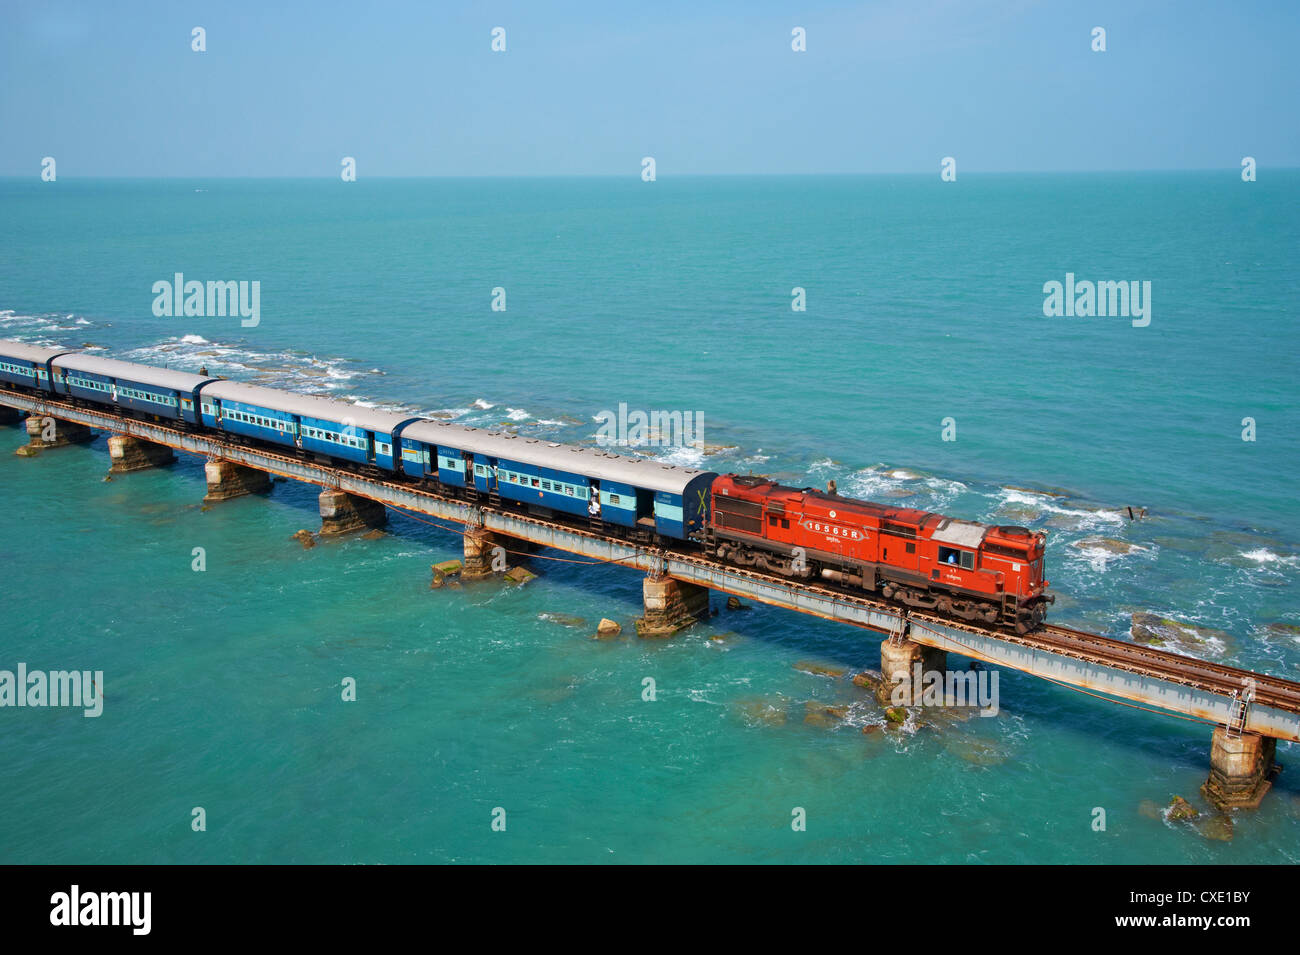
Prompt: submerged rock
<box><xmin>1131</xmin><ymin>613</ymin><xmax>1232</xmax><ymax>654</ymax></box>
<box><xmin>1137</xmin><ymin>799</ymin><xmax>1164</xmax><ymax>820</ymax></box>
<box><xmin>1004</xmin><ymin>485</ymin><xmax>1069</xmax><ymax>499</ymax></box>
<box><xmin>1197</xmin><ymin>814</ymin><xmax>1234</xmax><ymax>842</ymax></box>
<box><xmin>884</xmin><ymin>706</ymin><xmax>908</xmax><ymax>724</ymax></box>
<box><xmin>539</xmin><ymin>613</ymin><xmax>587</xmax><ymax>629</ymax></box>
<box><xmin>1167</xmin><ymin>795</ymin><xmax>1199</xmax><ymax>822</ymax></box>
<box><xmin>803</xmin><ymin>702</ymin><xmax>849</xmax><ymax>728</ymax></box>
<box><xmin>852</xmin><ymin>670</ymin><xmax>884</xmax><ymax>692</ymax></box>
<box><xmin>292</xmin><ymin>529</ymin><xmax>316</xmax><ymax>550</ymax></box>
<box><xmin>794</xmin><ymin>660</ymin><xmax>847</xmax><ymax>679</ymax></box>
<box><xmin>1072</xmin><ymin>536</ymin><xmax>1143</xmax><ymax>555</ymax></box>
<box><xmin>734</xmin><ymin>697</ymin><xmax>788</xmax><ymax>727</ymax></box>
<box><xmin>944</xmin><ymin>736</ymin><xmax>1008</xmax><ymax>766</ymax></box>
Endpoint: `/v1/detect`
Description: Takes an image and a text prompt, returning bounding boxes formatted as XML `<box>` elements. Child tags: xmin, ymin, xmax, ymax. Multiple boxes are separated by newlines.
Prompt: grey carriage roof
<box><xmin>53</xmin><ymin>352</ymin><xmax>215</xmax><ymax>393</ymax></box>
<box><xmin>200</xmin><ymin>379</ymin><xmax>417</xmax><ymax>433</ymax></box>
<box><xmin>0</xmin><ymin>339</ymin><xmax>74</xmax><ymax>364</ymax></box>
<box><xmin>401</xmin><ymin>419</ymin><xmax>714</xmax><ymax>495</ymax></box>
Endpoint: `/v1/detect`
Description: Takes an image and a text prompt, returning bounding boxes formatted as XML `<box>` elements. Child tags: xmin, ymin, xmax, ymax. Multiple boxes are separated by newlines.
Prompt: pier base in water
<box><xmin>318</xmin><ymin>488</ymin><xmax>387</xmax><ymax>535</ymax></box>
<box><xmin>878</xmin><ymin>638</ymin><xmax>948</xmax><ymax>708</ymax></box>
<box><xmin>15</xmin><ymin>415</ymin><xmax>93</xmax><ymax>455</ymax></box>
<box><xmin>107</xmin><ymin>434</ymin><xmax>175</xmax><ymax>473</ymax></box>
<box><xmin>203</xmin><ymin>459</ymin><xmax>271</xmax><ymax>503</ymax></box>
<box><xmin>636</xmin><ymin>575</ymin><xmax>710</xmax><ymax>638</ymax></box>
<box><xmin>1203</xmin><ymin>727</ymin><xmax>1276</xmax><ymax>810</ymax></box>
<box><xmin>462</xmin><ymin>526</ymin><xmax>503</xmax><ymax>580</ymax></box>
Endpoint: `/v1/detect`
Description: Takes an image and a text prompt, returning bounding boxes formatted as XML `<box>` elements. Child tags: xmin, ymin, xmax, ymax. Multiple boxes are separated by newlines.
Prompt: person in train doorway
<box><xmin>588</xmin><ymin>482</ymin><xmax>601</xmax><ymax>518</ymax></box>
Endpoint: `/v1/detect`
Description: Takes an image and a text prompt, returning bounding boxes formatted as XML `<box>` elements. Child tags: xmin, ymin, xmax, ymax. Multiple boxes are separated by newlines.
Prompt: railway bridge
<box><xmin>2</xmin><ymin>391</ymin><xmax>1295</xmax><ymax>811</ymax></box>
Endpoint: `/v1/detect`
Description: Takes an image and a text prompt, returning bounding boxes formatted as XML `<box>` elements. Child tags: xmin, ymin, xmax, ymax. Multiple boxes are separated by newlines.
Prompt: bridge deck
<box><xmin>5</xmin><ymin>389</ymin><xmax>1298</xmax><ymax>742</ymax></box>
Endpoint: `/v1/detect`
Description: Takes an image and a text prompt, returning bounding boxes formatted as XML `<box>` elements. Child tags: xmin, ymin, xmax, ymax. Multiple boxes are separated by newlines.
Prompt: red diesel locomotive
<box><xmin>705</xmin><ymin>474</ymin><xmax>1053</xmax><ymax>633</ymax></box>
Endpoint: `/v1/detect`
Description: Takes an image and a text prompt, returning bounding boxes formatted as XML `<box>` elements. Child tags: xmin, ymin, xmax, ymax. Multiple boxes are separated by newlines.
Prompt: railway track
<box><xmin>9</xmin><ymin>389</ymin><xmax>1300</xmax><ymax>717</ymax></box>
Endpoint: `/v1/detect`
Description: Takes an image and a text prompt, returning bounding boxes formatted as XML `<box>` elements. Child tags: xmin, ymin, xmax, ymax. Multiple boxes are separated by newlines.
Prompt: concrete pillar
<box><xmin>462</xmin><ymin>526</ymin><xmax>503</xmax><ymax>580</ymax></box>
<box><xmin>203</xmin><ymin>459</ymin><xmax>271</xmax><ymax>503</ymax></box>
<box><xmin>636</xmin><ymin>575</ymin><xmax>710</xmax><ymax>638</ymax></box>
<box><xmin>878</xmin><ymin>638</ymin><xmax>948</xmax><ymax>708</ymax></box>
<box><xmin>318</xmin><ymin>488</ymin><xmax>387</xmax><ymax>536</ymax></box>
<box><xmin>1202</xmin><ymin>728</ymin><xmax>1276</xmax><ymax>810</ymax></box>
<box><xmin>0</xmin><ymin>406</ymin><xmax>22</xmax><ymax>425</ymax></box>
<box><xmin>15</xmin><ymin>415</ymin><xmax>94</xmax><ymax>456</ymax></box>
<box><xmin>107</xmin><ymin>434</ymin><xmax>175</xmax><ymax>473</ymax></box>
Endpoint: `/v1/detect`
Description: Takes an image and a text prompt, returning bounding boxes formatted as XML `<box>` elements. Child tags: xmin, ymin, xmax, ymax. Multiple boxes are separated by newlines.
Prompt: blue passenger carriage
<box><xmin>198</xmin><ymin>380</ymin><xmax>419</xmax><ymax>469</ymax></box>
<box><xmin>0</xmin><ymin>340</ymin><xmax>70</xmax><ymax>393</ymax></box>
<box><xmin>50</xmin><ymin>353</ymin><xmax>217</xmax><ymax>423</ymax></box>
<box><xmin>397</xmin><ymin>420</ymin><xmax>716</xmax><ymax>541</ymax></box>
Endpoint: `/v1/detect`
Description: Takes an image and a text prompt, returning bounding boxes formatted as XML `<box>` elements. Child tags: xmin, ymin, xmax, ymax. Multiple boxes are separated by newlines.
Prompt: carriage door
<box><xmin>635</xmin><ymin>488</ymin><xmax>655</xmax><ymax>533</ymax></box>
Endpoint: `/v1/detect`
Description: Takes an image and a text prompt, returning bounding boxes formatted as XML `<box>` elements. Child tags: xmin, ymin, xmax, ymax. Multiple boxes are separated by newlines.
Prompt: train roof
<box><xmin>0</xmin><ymin>339</ymin><xmax>75</xmax><ymax>364</ymax></box>
<box><xmin>53</xmin><ymin>352</ymin><xmax>216</xmax><ymax>393</ymax></box>
<box><xmin>401</xmin><ymin>419</ymin><xmax>716</xmax><ymax>495</ymax></box>
<box><xmin>200</xmin><ymin>379</ymin><xmax>418</xmax><ymax>434</ymax></box>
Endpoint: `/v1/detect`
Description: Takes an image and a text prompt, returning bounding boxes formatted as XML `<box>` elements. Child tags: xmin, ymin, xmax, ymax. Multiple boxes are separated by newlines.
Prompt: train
<box><xmin>0</xmin><ymin>339</ymin><xmax>1053</xmax><ymax>632</ymax></box>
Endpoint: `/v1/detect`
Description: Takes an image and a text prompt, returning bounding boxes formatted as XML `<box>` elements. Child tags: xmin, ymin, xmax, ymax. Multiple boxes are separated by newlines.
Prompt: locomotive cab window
<box><xmin>937</xmin><ymin>547</ymin><xmax>975</xmax><ymax>570</ymax></box>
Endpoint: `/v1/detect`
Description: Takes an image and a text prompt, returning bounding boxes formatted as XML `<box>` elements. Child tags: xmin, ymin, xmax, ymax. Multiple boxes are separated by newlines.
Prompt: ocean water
<box><xmin>0</xmin><ymin>173</ymin><xmax>1297</xmax><ymax>863</ymax></box>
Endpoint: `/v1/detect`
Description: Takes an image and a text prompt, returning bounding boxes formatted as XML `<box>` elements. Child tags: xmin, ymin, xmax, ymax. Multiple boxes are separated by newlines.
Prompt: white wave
<box><xmin>1241</xmin><ymin>548</ymin><xmax>1300</xmax><ymax>567</ymax></box>
<box><xmin>990</xmin><ymin>487</ymin><xmax>1125</xmax><ymax>530</ymax></box>
<box><xmin>504</xmin><ymin>407</ymin><xmax>529</xmax><ymax>421</ymax></box>
<box><xmin>655</xmin><ymin>444</ymin><xmax>706</xmax><ymax>468</ymax></box>
<box><xmin>472</xmin><ymin>398</ymin><xmax>494</xmax><ymax>410</ymax></box>
<box><xmin>1066</xmin><ymin>540</ymin><xmax>1154</xmax><ymax>573</ymax></box>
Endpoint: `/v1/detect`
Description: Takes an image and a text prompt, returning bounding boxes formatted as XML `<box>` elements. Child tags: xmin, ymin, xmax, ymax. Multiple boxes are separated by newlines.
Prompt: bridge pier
<box><xmin>15</xmin><ymin>415</ymin><xmax>94</xmax><ymax>455</ymax></box>
<box><xmin>203</xmin><ymin>459</ymin><xmax>272</xmax><ymax>503</ymax></box>
<box><xmin>319</xmin><ymin>488</ymin><xmax>387</xmax><ymax>535</ymax></box>
<box><xmin>879</xmin><ymin>637</ymin><xmax>948</xmax><ymax>707</ymax></box>
<box><xmin>462</xmin><ymin>526</ymin><xmax>503</xmax><ymax>580</ymax></box>
<box><xmin>1203</xmin><ymin>728</ymin><xmax>1276</xmax><ymax>810</ymax></box>
<box><xmin>636</xmin><ymin>575</ymin><xmax>710</xmax><ymax>638</ymax></box>
<box><xmin>107</xmin><ymin>434</ymin><xmax>175</xmax><ymax>473</ymax></box>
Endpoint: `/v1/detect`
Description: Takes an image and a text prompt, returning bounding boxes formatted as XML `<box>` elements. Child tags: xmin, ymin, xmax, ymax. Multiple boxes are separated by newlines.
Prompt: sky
<box><xmin>1</xmin><ymin>0</ymin><xmax>1297</xmax><ymax>177</ymax></box>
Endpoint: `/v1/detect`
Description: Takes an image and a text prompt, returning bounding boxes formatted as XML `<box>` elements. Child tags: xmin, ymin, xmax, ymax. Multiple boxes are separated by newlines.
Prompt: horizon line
<box><xmin>2</xmin><ymin>167</ymin><xmax>1294</xmax><ymax>181</ymax></box>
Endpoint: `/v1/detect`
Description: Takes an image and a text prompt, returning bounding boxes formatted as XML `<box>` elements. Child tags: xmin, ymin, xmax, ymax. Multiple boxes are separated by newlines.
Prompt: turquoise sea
<box><xmin>0</xmin><ymin>173</ymin><xmax>1297</xmax><ymax>863</ymax></box>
